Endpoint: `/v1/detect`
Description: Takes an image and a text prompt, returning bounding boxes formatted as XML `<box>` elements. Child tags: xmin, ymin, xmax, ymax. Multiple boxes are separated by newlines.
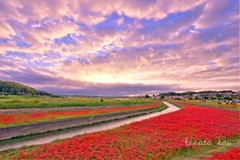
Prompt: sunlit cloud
<box><xmin>0</xmin><ymin>0</ymin><xmax>239</xmax><ymax>95</ymax></box>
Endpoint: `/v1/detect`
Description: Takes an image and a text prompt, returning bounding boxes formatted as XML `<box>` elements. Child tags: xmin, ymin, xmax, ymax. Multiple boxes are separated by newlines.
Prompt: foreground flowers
<box><xmin>207</xmin><ymin>147</ymin><xmax>240</xmax><ymax>160</ymax></box>
<box><xmin>8</xmin><ymin>104</ymin><xmax>240</xmax><ymax>159</ymax></box>
<box><xmin>0</xmin><ymin>100</ymin><xmax>159</xmax><ymax>127</ymax></box>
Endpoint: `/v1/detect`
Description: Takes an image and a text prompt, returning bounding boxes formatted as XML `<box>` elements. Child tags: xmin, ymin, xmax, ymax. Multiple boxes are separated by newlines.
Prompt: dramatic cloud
<box><xmin>0</xmin><ymin>0</ymin><xmax>239</xmax><ymax>95</ymax></box>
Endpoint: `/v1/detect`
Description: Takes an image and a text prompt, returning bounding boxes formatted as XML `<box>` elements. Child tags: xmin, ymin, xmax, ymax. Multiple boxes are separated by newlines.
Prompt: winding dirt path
<box><xmin>0</xmin><ymin>101</ymin><xmax>180</xmax><ymax>151</ymax></box>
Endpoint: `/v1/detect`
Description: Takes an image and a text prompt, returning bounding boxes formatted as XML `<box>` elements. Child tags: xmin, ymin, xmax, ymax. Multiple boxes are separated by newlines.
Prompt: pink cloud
<box><xmin>0</xmin><ymin>21</ymin><xmax>16</xmax><ymax>38</ymax></box>
<box><xmin>0</xmin><ymin>0</ymin><xmax>238</xmax><ymax>95</ymax></box>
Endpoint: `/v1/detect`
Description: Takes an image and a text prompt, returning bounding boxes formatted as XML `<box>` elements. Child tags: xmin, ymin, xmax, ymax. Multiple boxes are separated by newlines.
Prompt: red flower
<box><xmin>7</xmin><ymin>103</ymin><xmax>240</xmax><ymax>159</ymax></box>
<box><xmin>0</xmin><ymin>100</ymin><xmax>160</xmax><ymax>127</ymax></box>
<box><xmin>206</xmin><ymin>147</ymin><xmax>240</xmax><ymax>160</ymax></box>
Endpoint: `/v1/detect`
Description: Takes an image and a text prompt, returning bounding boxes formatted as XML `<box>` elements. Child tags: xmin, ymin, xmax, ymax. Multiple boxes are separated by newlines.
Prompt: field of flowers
<box><xmin>0</xmin><ymin>96</ymin><xmax>154</xmax><ymax>109</ymax></box>
<box><xmin>0</xmin><ymin>100</ymin><xmax>160</xmax><ymax>128</ymax></box>
<box><xmin>168</xmin><ymin>99</ymin><xmax>240</xmax><ymax>111</ymax></box>
<box><xmin>207</xmin><ymin>147</ymin><xmax>240</xmax><ymax>160</ymax></box>
<box><xmin>3</xmin><ymin>103</ymin><xmax>239</xmax><ymax>160</ymax></box>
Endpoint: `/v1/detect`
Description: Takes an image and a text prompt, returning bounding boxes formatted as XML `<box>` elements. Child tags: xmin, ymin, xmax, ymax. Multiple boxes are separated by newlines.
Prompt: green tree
<box><xmin>203</xmin><ymin>96</ymin><xmax>209</xmax><ymax>100</ymax></box>
<box><xmin>210</xmin><ymin>97</ymin><xmax>215</xmax><ymax>100</ymax></box>
<box><xmin>145</xmin><ymin>94</ymin><xmax>150</xmax><ymax>98</ymax></box>
<box><xmin>0</xmin><ymin>80</ymin><xmax>52</xmax><ymax>96</ymax></box>
<box><xmin>223</xmin><ymin>96</ymin><xmax>232</xmax><ymax>100</ymax></box>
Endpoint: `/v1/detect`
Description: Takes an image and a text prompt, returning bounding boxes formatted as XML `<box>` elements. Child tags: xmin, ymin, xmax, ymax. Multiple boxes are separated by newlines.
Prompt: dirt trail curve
<box><xmin>0</xmin><ymin>101</ymin><xmax>180</xmax><ymax>151</ymax></box>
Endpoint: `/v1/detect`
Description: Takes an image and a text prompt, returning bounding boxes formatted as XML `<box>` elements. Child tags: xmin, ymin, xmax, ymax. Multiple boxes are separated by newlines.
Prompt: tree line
<box><xmin>0</xmin><ymin>80</ymin><xmax>52</xmax><ymax>96</ymax></box>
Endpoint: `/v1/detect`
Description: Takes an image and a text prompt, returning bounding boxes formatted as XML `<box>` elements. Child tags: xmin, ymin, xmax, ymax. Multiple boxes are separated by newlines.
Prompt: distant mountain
<box><xmin>0</xmin><ymin>80</ymin><xmax>52</xmax><ymax>96</ymax></box>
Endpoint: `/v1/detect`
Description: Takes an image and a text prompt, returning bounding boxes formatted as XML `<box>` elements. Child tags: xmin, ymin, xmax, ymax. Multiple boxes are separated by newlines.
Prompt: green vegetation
<box><xmin>171</xmin><ymin>134</ymin><xmax>240</xmax><ymax>160</ymax></box>
<box><xmin>0</xmin><ymin>96</ymin><xmax>154</xmax><ymax>109</ymax></box>
<box><xmin>159</xmin><ymin>91</ymin><xmax>196</xmax><ymax>97</ymax></box>
<box><xmin>160</xmin><ymin>95</ymin><xmax>165</xmax><ymax>99</ymax></box>
<box><xmin>155</xmin><ymin>102</ymin><xmax>168</xmax><ymax>112</ymax></box>
<box><xmin>0</xmin><ymin>80</ymin><xmax>52</xmax><ymax>96</ymax></box>
<box><xmin>145</xmin><ymin>94</ymin><xmax>150</xmax><ymax>98</ymax></box>
<box><xmin>223</xmin><ymin>96</ymin><xmax>233</xmax><ymax>100</ymax></box>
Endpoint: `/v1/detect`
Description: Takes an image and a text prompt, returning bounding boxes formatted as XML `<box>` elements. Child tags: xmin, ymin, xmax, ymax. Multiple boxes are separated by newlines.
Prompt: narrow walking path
<box><xmin>0</xmin><ymin>101</ymin><xmax>180</xmax><ymax>151</ymax></box>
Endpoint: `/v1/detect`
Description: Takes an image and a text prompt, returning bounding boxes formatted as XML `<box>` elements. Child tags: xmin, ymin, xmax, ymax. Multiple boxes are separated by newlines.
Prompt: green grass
<box><xmin>171</xmin><ymin>134</ymin><xmax>240</xmax><ymax>160</ymax></box>
<box><xmin>156</xmin><ymin>102</ymin><xmax>168</xmax><ymax>111</ymax></box>
<box><xmin>0</xmin><ymin>96</ymin><xmax>154</xmax><ymax>109</ymax></box>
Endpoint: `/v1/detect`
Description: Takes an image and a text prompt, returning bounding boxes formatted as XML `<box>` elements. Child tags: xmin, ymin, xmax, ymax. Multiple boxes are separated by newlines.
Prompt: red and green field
<box><xmin>167</xmin><ymin>99</ymin><xmax>240</xmax><ymax>111</ymax></box>
<box><xmin>206</xmin><ymin>147</ymin><xmax>240</xmax><ymax>160</ymax></box>
<box><xmin>0</xmin><ymin>100</ymin><xmax>160</xmax><ymax>128</ymax></box>
<box><xmin>0</xmin><ymin>96</ymin><xmax>154</xmax><ymax>109</ymax></box>
<box><xmin>2</xmin><ymin>103</ymin><xmax>239</xmax><ymax>160</ymax></box>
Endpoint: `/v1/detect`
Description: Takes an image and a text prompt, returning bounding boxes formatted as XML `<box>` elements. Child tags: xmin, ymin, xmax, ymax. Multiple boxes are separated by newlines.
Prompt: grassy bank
<box><xmin>165</xmin><ymin>99</ymin><xmax>240</xmax><ymax>111</ymax></box>
<box><xmin>0</xmin><ymin>96</ymin><xmax>154</xmax><ymax>109</ymax></box>
<box><xmin>156</xmin><ymin>101</ymin><xmax>168</xmax><ymax>111</ymax></box>
<box><xmin>171</xmin><ymin>134</ymin><xmax>240</xmax><ymax>160</ymax></box>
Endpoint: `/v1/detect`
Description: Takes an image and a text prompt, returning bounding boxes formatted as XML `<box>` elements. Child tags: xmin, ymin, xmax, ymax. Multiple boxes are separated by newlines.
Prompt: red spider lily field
<box><xmin>1</xmin><ymin>103</ymin><xmax>239</xmax><ymax>160</ymax></box>
<box><xmin>206</xmin><ymin>147</ymin><xmax>240</xmax><ymax>160</ymax></box>
<box><xmin>168</xmin><ymin>99</ymin><xmax>240</xmax><ymax>111</ymax></box>
<box><xmin>0</xmin><ymin>100</ymin><xmax>160</xmax><ymax>128</ymax></box>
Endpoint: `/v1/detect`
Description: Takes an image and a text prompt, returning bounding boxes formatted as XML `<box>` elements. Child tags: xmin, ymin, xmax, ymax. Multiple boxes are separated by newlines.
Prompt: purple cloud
<box><xmin>0</xmin><ymin>0</ymin><xmax>239</xmax><ymax>95</ymax></box>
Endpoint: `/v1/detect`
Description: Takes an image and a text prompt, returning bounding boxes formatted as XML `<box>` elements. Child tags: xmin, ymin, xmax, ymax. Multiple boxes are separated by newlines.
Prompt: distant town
<box><xmin>62</xmin><ymin>90</ymin><xmax>240</xmax><ymax>101</ymax></box>
<box><xmin>1</xmin><ymin>80</ymin><xmax>239</xmax><ymax>101</ymax></box>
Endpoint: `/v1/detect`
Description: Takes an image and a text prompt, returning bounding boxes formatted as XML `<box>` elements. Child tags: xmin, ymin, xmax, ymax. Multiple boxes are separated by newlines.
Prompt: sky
<box><xmin>0</xmin><ymin>0</ymin><xmax>239</xmax><ymax>96</ymax></box>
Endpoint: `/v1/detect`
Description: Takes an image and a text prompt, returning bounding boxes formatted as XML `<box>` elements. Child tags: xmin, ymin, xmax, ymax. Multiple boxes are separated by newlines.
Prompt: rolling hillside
<box><xmin>0</xmin><ymin>80</ymin><xmax>51</xmax><ymax>96</ymax></box>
